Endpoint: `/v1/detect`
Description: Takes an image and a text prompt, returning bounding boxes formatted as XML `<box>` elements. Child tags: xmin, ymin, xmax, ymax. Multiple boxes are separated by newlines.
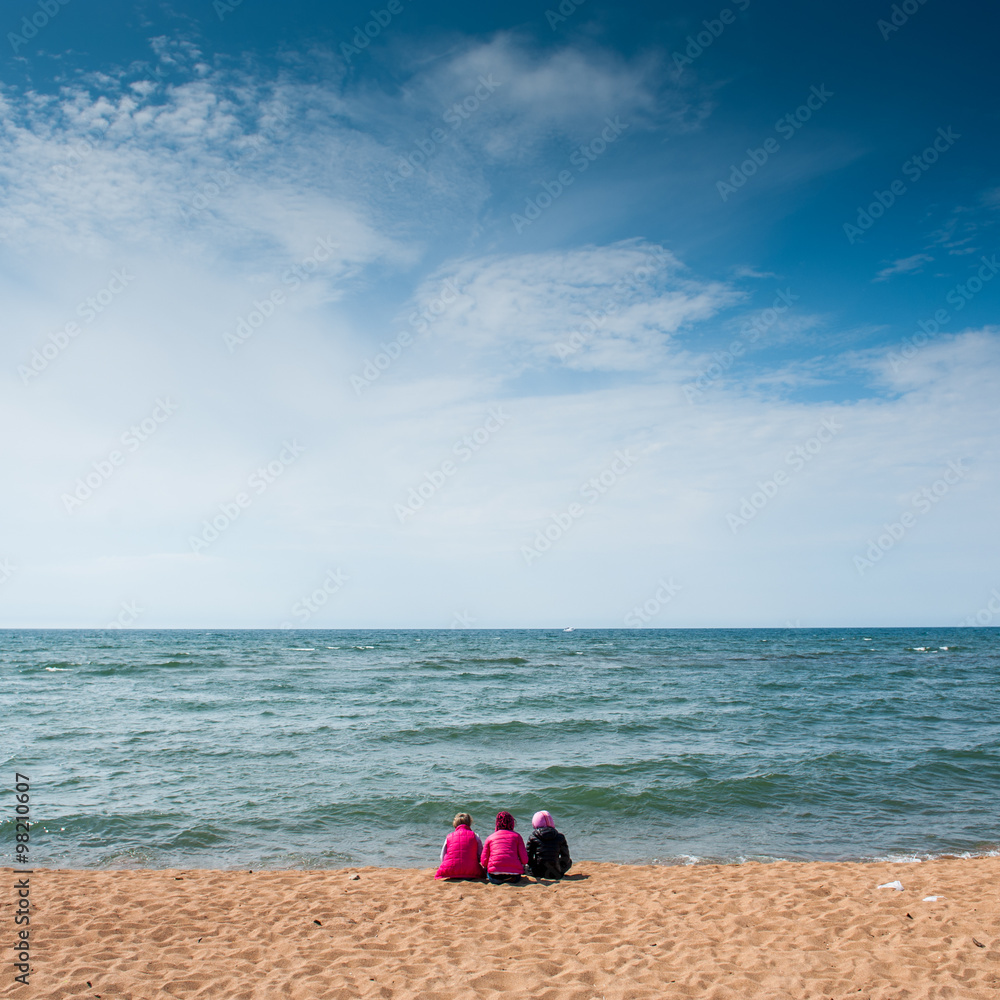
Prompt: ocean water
<box><xmin>2</xmin><ymin>628</ymin><xmax>998</xmax><ymax>870</ymax></box>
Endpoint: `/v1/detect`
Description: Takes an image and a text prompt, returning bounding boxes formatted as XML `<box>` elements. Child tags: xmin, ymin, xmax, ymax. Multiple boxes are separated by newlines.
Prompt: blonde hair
<box><xmin>453</xmin><ymin>812</ymin><xmax>473</xmax><ymax>829</ymax></box>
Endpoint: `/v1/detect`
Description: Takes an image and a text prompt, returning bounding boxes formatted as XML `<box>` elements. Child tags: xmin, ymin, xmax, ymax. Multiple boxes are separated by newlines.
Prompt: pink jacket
<box><xmin>435</xmin><ymin>825</ymin><xmax>485</xmax><ymax>879</ymax></box>
<box><xmin>480</xmin><ymin>829</ymin><xmax>527</xmax><ymax>874</ymax></box>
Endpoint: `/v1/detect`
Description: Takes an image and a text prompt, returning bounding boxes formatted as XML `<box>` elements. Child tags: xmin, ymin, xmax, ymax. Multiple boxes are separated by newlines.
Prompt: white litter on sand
<box><xmin>877</xmin><ymin>880</ymin><xmax>904</xmax><ymax>891</ymax></box>
<box><xmin>922</xmin><ymin>895</ymin><xmax>942</xmax><ymax>901</ymax></box>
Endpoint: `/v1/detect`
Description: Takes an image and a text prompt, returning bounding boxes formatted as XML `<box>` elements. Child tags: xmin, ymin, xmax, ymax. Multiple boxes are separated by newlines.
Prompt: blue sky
<box><xmin>1</xmin><ymin>0</ymin><xmax>997</xmax><ymax>627</ymax></box>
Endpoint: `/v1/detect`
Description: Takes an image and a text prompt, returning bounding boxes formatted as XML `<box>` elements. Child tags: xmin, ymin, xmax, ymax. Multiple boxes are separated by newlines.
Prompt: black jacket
<box><xmin>526</xmin><ymin>827</ymin><xmax>572</xmax><ymax>879</ymax></box>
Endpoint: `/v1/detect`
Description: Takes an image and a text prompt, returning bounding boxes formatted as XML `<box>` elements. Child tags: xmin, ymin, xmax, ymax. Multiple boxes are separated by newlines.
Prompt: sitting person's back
<box><xmin>526</xmin><ymin>810</ymin><xmax>572</xmax><ymax>879</ymax></box>
<box><xmin>435</xmin><ymin>812</ymin><xmax>484</xmax><ymax>879</ymax></box>
<box><xmin>480</xmin><ymin>811</ymin><xmax>528</xmax><ymax>884</ymax></box>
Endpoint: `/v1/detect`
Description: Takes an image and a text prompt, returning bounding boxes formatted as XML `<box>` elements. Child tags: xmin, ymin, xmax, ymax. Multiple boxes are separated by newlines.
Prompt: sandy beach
<box><xmin>5</xmin><ymin>856</ymin><xmax>998</xmax><ymax>999</ymax></box>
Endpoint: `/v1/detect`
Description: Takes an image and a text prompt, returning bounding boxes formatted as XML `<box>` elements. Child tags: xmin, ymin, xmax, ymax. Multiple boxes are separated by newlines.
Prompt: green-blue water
<box><xmin>2</xmin><ymin>628</ymin><xmax>998</xmax><ymax>869</ymax></box>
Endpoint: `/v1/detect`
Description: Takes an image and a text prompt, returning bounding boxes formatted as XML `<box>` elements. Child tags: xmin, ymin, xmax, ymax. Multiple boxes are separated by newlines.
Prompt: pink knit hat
<box><xmin>532</xmin><ymin>810</ymin><xmax>554</xmax><ymax>829</ymax></box>
<box><xmin>495</xmin><ymin>811</ymin><xmax>516</xmax><ymax>831</ymax></box>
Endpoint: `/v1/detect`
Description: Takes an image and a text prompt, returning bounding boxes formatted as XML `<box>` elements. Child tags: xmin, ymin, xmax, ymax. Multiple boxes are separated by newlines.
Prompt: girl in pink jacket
<box><xmin>435</xmin><ymin>813</ymin><xmax>485</xmax><ymax>880</ymax></box>
<box><xmin>480</xmin><ymin>811</ymin><xmax>528</xmax><ymax>884</ymax></box>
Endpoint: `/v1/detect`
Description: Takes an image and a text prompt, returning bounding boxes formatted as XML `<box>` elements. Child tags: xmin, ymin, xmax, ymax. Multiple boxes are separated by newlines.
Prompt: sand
<box><xmin>4</xmin><ymin>857</ymin><xmax>998</xmax><ymax>999</ymax></box>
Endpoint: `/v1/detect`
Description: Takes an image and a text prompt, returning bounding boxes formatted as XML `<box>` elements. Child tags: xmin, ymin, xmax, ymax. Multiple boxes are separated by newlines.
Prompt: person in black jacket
<box><xmin>526</xmin><ymin>810</ymin><xmax>572</xmax><ymax>879</ymax></box>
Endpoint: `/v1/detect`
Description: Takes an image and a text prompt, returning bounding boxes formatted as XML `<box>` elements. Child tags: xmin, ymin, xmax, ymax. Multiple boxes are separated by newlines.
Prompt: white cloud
<box><xmin>874</xmin><ymin>253</ymin><xmax>933</xmax><ymax>282</ymax></box>
<box><xmin>408</xmin><ymin>241</ymin><xmax>735</xmax><ymax>374</ymax></box>
<box><xmin>0</xmin><ymin>33</ymin><xmax>691</xmax><ymax>264</ymax></box>
<box><xmin>404</xmin><ymin>33</ymin><xmax>689</xmax><ymax>161</ymax></box>
<box><xmin>731</xmin><ymin>265</ymin><xmax>777</xmax><ymax>279</ymax></box>
<box><xmin>0</xmin><ymin>40</ymin><xmax>997</xmax><ymax>627</ymax></box>
<box><xmin>864</xmin><ymin>327</ymin><xmax>1000</xmax><ymax>395</ymax></box>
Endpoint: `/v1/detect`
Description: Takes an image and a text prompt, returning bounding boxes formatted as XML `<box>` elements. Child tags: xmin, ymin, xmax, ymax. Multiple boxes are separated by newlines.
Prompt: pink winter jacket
<box><xmin>480</xmin><ymin>829</ymin><xmax>527</xmax><ymax>874</ymax></box>
<box><xmin>435</xmin><ymin>825</ymin><xmax>485</xmax><ymax>879</ymax></box>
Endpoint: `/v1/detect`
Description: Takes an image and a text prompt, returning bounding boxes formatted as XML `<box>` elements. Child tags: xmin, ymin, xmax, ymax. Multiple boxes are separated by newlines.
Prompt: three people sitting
<box><xmin>435</xmin><ymin>809</ymin><xmax>572</xmax><ymax>882</ymax></box>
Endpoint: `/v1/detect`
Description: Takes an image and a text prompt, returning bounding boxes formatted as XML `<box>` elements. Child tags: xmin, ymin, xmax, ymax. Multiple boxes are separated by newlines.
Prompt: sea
<box><xmin>2</xmin><ymin>628</ymin><xmax>998</xmax><ymax>870</ymax></box>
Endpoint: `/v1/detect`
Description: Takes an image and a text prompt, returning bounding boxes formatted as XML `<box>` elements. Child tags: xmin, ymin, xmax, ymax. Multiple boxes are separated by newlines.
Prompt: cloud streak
<box><xmin>1</xmin><ymin>26</ymin><xmax>997</xmax><ymax>627</ymax></box>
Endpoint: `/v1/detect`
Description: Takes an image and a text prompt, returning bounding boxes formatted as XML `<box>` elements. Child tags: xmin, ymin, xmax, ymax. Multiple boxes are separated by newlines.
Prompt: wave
<box><xmin>367</xmin><ymin>717</ymin><xmax>672</xmax><ymax>744</ymax></box>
